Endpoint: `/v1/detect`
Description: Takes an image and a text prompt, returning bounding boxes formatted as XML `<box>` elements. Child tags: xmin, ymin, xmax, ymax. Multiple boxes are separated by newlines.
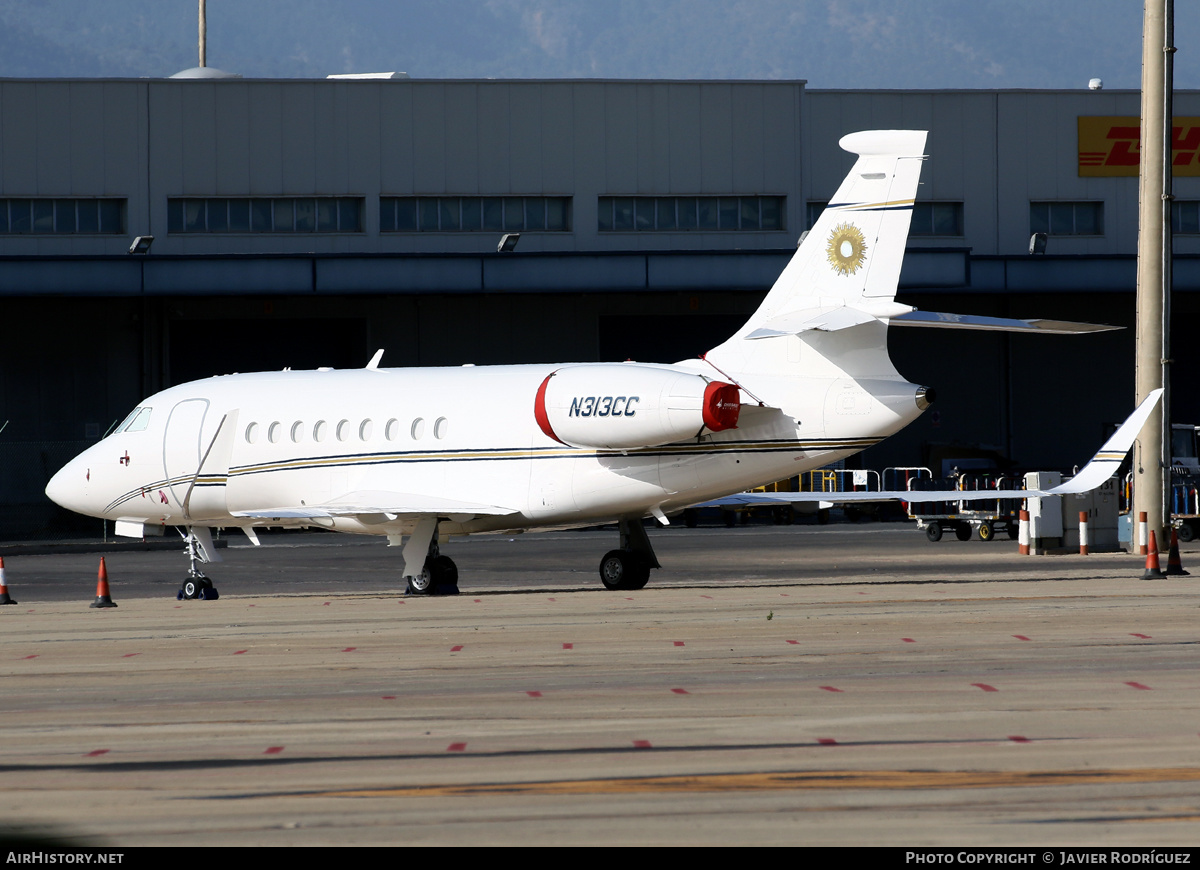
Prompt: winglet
<box><xmin>366</xmin><ymin>349</ymin><xmax>385</xmax><ymax>370</ymax></box>
<box><xmin>1049</xmin><ymin>389</ymin><xmax>1164</xmax><ymax>495</ymax></box>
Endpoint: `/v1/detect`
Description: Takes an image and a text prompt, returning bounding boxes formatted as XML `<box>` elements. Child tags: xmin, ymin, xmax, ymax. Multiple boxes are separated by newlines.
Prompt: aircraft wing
<box><xmin>699</xmin><ymin>389</ymin><xmax>1162</xmax><ymax>507</ymax></box>
<box><xmin>231</xmin><ymin>490</ymin><xmax>519</xmax><ymax>523</ymax></box>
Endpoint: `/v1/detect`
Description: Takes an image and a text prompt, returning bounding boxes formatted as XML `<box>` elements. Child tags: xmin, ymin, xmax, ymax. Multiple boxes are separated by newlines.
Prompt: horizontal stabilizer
<box><xmin>891</xmin><ymin>311</ymin><xmax>1120</xmax><ymax>334</ymax></box>
<box><xmin>746</xmin><ymin>304</ymin><xmax>1118</xmax><ymax>340</ymax></box>
<box><xmin>700</xmin><ymin>390</ymin><xmax>1162</xmax><ymax>507</ymax></box>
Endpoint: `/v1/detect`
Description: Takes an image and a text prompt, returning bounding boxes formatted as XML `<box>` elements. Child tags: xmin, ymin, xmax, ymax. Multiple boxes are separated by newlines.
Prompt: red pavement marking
<box><xmin>22</xmin><ymin>655</ymin><xmax>38</xmax><ymax>659</ymax></box>
<box><xmin>700</xmin><ymin>595</ymin><xmax>713</xmax><ymax>599</ymax></box>
<box><xmin>264</xmin><ymin>746</ymin><xmax>284</xmax><ymax>755</ymax></box>
<box><xmin>233</xmin><ymin>650</ymin><xmax>247</xmax><ymax>655</ymax></box>
<box><xmin>671</xmin><ymin>688</ymin><xmax>689</xmax><ymax>695</ymax></box>
<box><xmin>382</xmin><ymin>696</ymin><xmax>396</xmax><ymax>700</ymax></box>
<box><xmin>817</xmin><ymin>738</ymin><xmax>838</xmax><ymax>745</ymax></box>
<box><xmin>673</xmin><ymin>641</ymin><xmax>685</xmax><ymax>647</ymax></box>
<box><xmin>562</xmin><ymin>643</ymin><xmax>573</xmax><ymax>650</ymax></box>
<box><xmin>473</xmin><ymin>599</ymin><xmax>481</xmax><ymax>603</ymax></box>
<box><xmin>902</xmin><ymin>638</ymin><xmax>915</xmax><ymax>643</ymax></box>
<box><xmin>342</xmin><ymin>647</ymin><xmax>357</xmax><ymax>653</ymax></box>
<box><xmin>1013</xmin><ymin>635</ymin><xmax>1031</xmax><ymax>641</ymax></box>
<box><xmin>525</xmin><ymin>691</ymin><xmax>542</xmax><ymax>698</ymax></box>
<box><xmin>84</xmin><ymin>749</ymin><xmax>109</xmax><ymax>757</ymax></box>
<box><xmin>1008</xmin><ymin>736</ymin><xmax>1031</xmax><ymax>743</ymax></box>
<box><xmin>121</xmin><ymin>653</ymin><xmax>139</xmax><ymax>658</ymax></box>
<box><xmin>972</xmin><ymin>683</ymin><xmax>998</xmax><ymax>692</ymax></box>
<box><xmin>1125</xmin><ymin>681</ymin><xmax>1152</xmax><ymax>690</ymax></box>
<box><xmin>547</xmin><ymin>597</ymin><xmax>556</xmax><ymax>602</ymax></box>
<box><xmin>447</xmin><ymin>743</ymin><xmax>467</xmax><ymax>752</ymax></box>
<box><xmin>632</xmin><ymin>740</ymin><xmax>652</xmax><ymax>748</ymax></box>
<box><xmin>819</xmin><ymin>686</ymin><xmax>843</xmax><ymax>693</ymax></box>
<box><xmin>1130</xmin><ymin>633</ymin><xmax>1152</xmax><ymax>639</ymax></box>
<box><xmin>786</xmin><ymin>640</ymin><xmax>799</xmax><ymax>645</ymax></box>
<box><xmin>450</xmin><ymin>645</ymin><xmax>463</xmax><ymax>652</ymax></box>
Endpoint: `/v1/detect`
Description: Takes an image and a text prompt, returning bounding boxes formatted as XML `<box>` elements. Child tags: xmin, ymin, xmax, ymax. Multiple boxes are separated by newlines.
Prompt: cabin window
<box><xmin>245</xmin><ymin>422</ymin><xmax>259</xmax><ymax>444</ymax></box>
<box><xmin>434</xmin><ymin>417</ymin><xmax>448</xmax><ymax>440</ymax></box>
<box><xmin>290</xmin><ymin>421</ymin><xmax>304</xmax><ymax>443</ymax></box>
<box><xmin>313</xmin><ymin>420</ymin><xmax>327</xmax><ymax>442</ymax></box>
<box><xmin>336</xmin><ymin>419</ymin><xmax>351</xmax><ymax>441</ymax></box>
<box><xmin>268</xmin><ymin>422</ymin><xmax>282</xmax><ymax>443</ymax></box>
<box><xmin>359</xmin><ymin>419</ymin><xmax>373</xmax><ymax>441</ymax></box>
<box><xmin>411</xmin><ymin>418</ymin><xmax>425</xmax><ymax>440</ymax></box>
<box><xmin>385</xmin><ymin>418</ymin><xmax>399</xmax><ymax>441</ymax></box>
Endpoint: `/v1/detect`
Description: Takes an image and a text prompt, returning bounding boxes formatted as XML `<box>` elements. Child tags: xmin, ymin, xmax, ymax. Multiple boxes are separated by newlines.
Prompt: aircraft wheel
<box><xmin>1178</xmin><ymin>523</ymin><xmax>1196</xmax><ymax>543</ymax></box>
<box><xmin>925</xmin><ymin>523</ymin><xmax>943</xmax><ymax>542</ymax></box>
<box><xmin>429</xmin><ymin>555</ymin><xmax>459</xmax><ymax>595</ymax></box>
<box><xmin>599</xmin><ymin>550</ymin><xmax>651</xmax><ymax>591</ymax></box>
<box><xmin>978</xmin><ymin>523</ymin><xmax>995</xmax><ymax>542</ymax></box>
<box><xmin>181</xmin><ymin>579</ymin><xmax>201</xmax><ymax>599</ymax></box>
<box><xmin>954</xmin><ymin>524</ymin><xmax>972</xmax><ymax>542</ymax></box>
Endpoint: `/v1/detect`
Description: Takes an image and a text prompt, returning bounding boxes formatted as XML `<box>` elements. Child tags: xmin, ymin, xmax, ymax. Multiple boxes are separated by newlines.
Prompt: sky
<box><xmin>0</xmin><ymin>0</ymin><xmax>1196</xmax><ymax>90</ymax></box>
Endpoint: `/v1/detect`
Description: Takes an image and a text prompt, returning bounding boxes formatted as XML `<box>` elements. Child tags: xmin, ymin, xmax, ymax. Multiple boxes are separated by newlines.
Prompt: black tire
<box><xmin>978</xmin><ymin>523</ymin><xmax>994</xmax><ymax>542</ymax></box>
<box><xmin>955</xmin><ymin>524</ymin><xmax>972</xmax><ymax>542</ymax></box>
<box><xmin>429</xmin><ymin>555</ymin><xmax>459</xmax><ymax>594</ymax></box>
<box><xmin>1178</xmin><ymin>523</ymin><xmax>1196</xmax><ymax>543</ymax></box>
<box><xmin>599</xmin><ymin>550</ymin><xmax>651</xmax><ymax>591</ymax></box>
<box><xmin>182</xmin><ymin>579</ymin><xmax>200</xmax><ymax>599</ymax></box>
<box><xmin>925</xmin><ymin>523</ymin><xmax>943</xmax><ymax>542</ymax></box>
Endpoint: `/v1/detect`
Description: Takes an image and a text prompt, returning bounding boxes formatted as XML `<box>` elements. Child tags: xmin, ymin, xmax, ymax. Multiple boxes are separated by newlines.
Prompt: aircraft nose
<box><xmin>45</xmin><ymin>453</ymin><xmax>91</xmax><ymax>514</ymax></box>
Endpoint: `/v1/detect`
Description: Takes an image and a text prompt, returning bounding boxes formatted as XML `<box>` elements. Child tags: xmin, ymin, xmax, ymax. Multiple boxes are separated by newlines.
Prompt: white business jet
<box><xmin>45</xmin><ymin>130</ymin><xmax>1156</xmax><ymax>598</ymax></box>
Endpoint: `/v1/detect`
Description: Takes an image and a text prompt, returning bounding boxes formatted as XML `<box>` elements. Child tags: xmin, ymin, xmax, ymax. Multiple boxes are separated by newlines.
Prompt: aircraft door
<box><xmin>163</xmin><ymin>399</ymin><xmax>209</xmax><ymax>509</ymax></box>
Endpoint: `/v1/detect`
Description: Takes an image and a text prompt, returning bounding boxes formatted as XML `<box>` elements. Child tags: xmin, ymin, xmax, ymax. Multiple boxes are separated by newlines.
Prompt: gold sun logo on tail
<box><xmin>826</xmin><ymin>222</ymin><xmax>868</xmax><ymax>276</ymax></box>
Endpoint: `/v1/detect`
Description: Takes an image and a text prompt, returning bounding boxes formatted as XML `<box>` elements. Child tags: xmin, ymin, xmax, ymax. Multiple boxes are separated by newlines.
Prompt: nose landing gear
<box><xmin>177</xmin><ymin>528</ymin><xmax>220</xmax><ymax>600</ymax></box>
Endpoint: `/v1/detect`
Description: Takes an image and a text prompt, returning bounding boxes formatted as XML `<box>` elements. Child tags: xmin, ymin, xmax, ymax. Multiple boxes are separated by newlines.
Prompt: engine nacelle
<box><xmin>534</xmin><ymin>364</ymin><xmax>739</xmax><ymax>450</ymax></box>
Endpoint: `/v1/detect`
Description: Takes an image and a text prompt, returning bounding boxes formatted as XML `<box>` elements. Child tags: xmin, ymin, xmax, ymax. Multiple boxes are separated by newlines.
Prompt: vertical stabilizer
<box><xmin>704</xmin><ymin>131</ymin><xmax>927</xmax><ymax>377</ymax></box>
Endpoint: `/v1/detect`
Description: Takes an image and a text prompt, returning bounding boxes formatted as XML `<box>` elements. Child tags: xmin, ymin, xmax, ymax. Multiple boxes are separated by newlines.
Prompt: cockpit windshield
<box><xmin>116</xmin><ymin>407</ymin><xmax>152</xmax><ymax>433</ymax></box>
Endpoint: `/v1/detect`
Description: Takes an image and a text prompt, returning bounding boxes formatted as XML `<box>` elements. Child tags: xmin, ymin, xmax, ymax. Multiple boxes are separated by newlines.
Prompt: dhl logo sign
<box><xmin>1079</xmin><ymin>116</ymin><xmax>1200</xmax><ymax>176</ymax></box>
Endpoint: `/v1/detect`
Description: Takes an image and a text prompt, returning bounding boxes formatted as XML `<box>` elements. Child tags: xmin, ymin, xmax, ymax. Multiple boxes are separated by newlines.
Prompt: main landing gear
<box><xmin>177</xmin><ymin>529</ymin><xmax>219</xmax><ymax>600</ymax></box>
<box><xmin>599</xmin><ymin>518</ymin><xmax>660</xmax><ymax>591</ymax></box>
<box><xmin>400</xmin><ymin>518</ymin><xmax>459</xmax><ymax>596</ymax></box>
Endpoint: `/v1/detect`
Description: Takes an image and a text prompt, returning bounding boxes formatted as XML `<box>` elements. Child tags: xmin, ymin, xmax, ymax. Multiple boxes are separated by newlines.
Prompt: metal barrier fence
<box><xmin>0</xmin><ymin>441</ymin><xmax>101</xmax><ymax>541</ymax></box>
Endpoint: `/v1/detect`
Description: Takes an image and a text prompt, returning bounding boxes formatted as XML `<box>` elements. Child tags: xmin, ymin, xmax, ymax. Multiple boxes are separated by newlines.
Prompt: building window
<box><xmin>911</xmin><ymin>202</ymin><xmax>964</xmax><ymax>236</ymax></box>
<box><xmin>806</xmin><ymin>202</ymin><xmax>827</xmax><ymax>229</ymax></box>
<box><xmin>380</xmin><ymin>196</ymin><xmax>571</xmax><ymax>232</ymax></box>
<box><xmin>1030</xmin><ymin>201</ymin><xmax>1104</xmax><ymax>236</ymax></box>
<box><xmin>167</xmin><ymin>197</ymin><xmax>363</xmax><ymax>233</ymax></box>
<box><xmin>0</xmin><ymin>198</ymin><xmax>124</xmax><ymax>234</ymax></box>
<box><xmin>1172</xmin><ymin>201</ymin><xmax>1200</xmax><ymax>234</ymax></box>
<box><xmin>598</xmin><ymin>196</ymin><xmax>784</xmax><ymax>232</ymax></box>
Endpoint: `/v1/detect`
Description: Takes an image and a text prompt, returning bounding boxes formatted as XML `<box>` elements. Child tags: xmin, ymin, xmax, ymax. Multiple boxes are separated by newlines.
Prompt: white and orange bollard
<box><xmin>1079</xmin><ymin>510</ymin><xmax>1089</xmax><ymax>555</ymax></box>
<box><xmin>1018</xmin><ymin>509</ymin><xmax>1030</xmax><ymax>556</ymax></box>
<box><xmin>1138</xmin><ymin>511</ymin><xmax>1148</xmax><ymax>556</ymax></box>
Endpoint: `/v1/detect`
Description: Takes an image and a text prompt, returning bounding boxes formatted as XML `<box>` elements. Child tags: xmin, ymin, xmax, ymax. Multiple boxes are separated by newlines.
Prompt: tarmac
<box><xmin>1</xmin><ymin>521</ymin><xmax>1198</xmax><ymax>846</ymax></box>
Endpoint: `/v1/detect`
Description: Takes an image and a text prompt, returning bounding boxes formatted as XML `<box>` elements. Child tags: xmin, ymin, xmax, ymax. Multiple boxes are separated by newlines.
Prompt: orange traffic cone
<box><xmin>90</xmin><ymin>557</ymin><xmax>117</xmax><ymax>608</ymax></box>
<box><xmin>1166</xmin><ymin>528</ymin><xmax>1190</xmax><ymax>577</ymax></box>
<box><xmin>1142</xmin><ymin>530</ymin><xmax>1166</xmax><ymax>580</ymax></box>
<box><xmin>0</xmin><ymin>556</ymin><xmax>16</xmax><ymax>605</ymax></box>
